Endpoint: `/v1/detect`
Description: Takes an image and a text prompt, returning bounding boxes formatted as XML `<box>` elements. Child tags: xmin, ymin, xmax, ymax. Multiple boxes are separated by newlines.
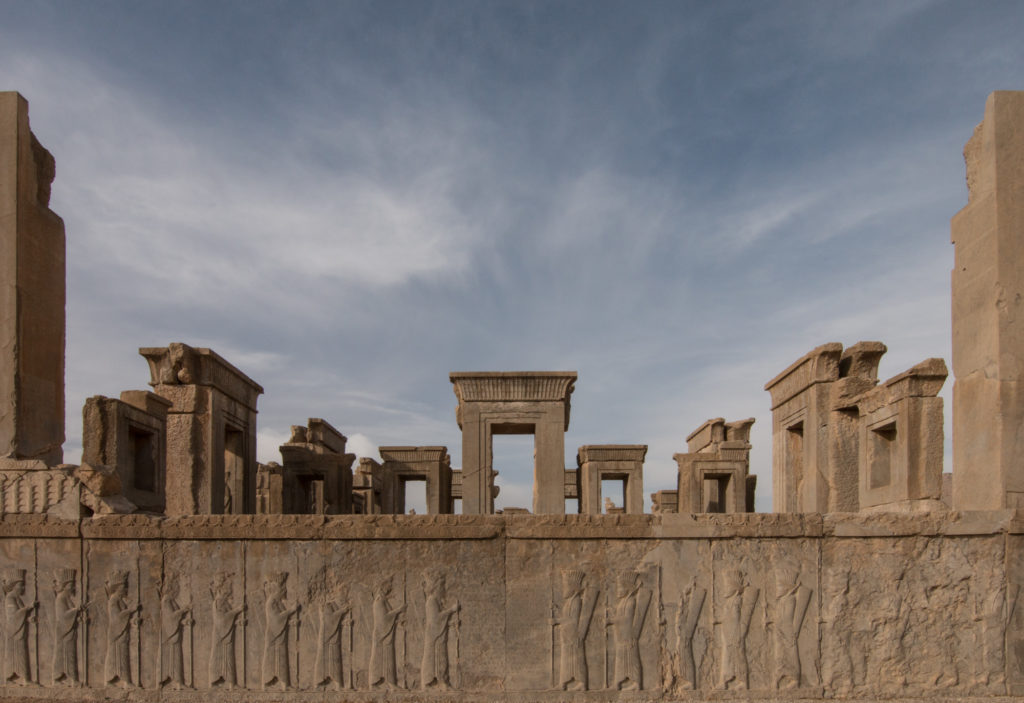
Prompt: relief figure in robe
<box><xmin>676</xmin><ymin>579</ymin><xmax>705</xmax><ymax>690</ymax></box>
<box><xmin>369</xmin><ymin>576</ymin><xmax>405</xmax><ymax>690</ymax></box>
<box><xmin>262</xmin><ymin>573</ymin><xmax>299</xmax><ymax>690</ymax></box>
<box><xmin>769</xmin><ymin>557</ymin><xmax>811</xmax><ymax>690</ymax></box>
<box><xmin>159</xmin><ymin>577</ymin><xmax>192</xmax><ymax>689</ymax></box>
<box><xmin>103</xmin><ymin>570</ymin><xmax>138</xmax><ymax>687</ymax></box>
<box><xmin>420</xmin><ymin>570</ymin><xmax>459</xmax><ymax>690</ymax></box>
<box><xmin>315</xmin><ymin>583</ymin><xmax>351</xmax><ymax>690</ymax></box>
<box><xmin>717</xmin><ymin>567</ymin><xmax>758</xmax><ymax>691</ymax></box>
<box><xmin>209</xmin><ymin>574</ymin><xmax>245</xmax><ymax>689</ymax></box>
<box><xmin>610</xmin><ymin>571</ymin><xmax>650</xmax><ymax>691</ymax></box>
<box><xmin>974</xmin><ymin>583</ymin><xmax>1016</xmax><ymax>688</ymax></box>
<box><xmin>554</xmin><ymin>569</ymin><xmax>598</xmax><ymax>691</ymax></box>
<box><xmin>3</xmin><ymin>569</ymin><xmax>36</xmax><ymax>685</ymax></box>
<box><xmin>819</xmin><ymin>567</ymin><xmax>853</xmax><ymax>693</ymax></box>
<box><xmin>52</xmin><ymin>568</ymin><xmax>87</xmax><ymax>686</ymax></box>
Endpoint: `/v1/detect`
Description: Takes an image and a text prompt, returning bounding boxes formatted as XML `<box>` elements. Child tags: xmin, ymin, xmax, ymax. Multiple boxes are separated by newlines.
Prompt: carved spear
<box><xmin>399</xmin><ymin>574</ymin><xmax>407</xmax><ymax>690</ymax></box>
<box><xmin>550</xmin><ymin>590</ymin><xmax>557</xmax><ymax>689</ymax></box>
<box><xmin>453</xmin><ymin>597</ymin><xmax>462</xmax><ymax>690</ymax></box>
<box><xmin>345</xmin><ymin>610</ymin><xmax>353</xmax><ymax>690</ymax></box>
<box><xmin>133</xmin><ymin>567</ymin><xmax>142</xmax><ymax>686</ymax></box>
<box><xmin>605</xmin><ymin>589</ymin><xmax>612</xmax><ymax>690</ymax></box>
<box><xmin>81</xmin><ymin>558</ymin><xmax>90</xmax><ymax>687</ymax></box>
<box><xmin>187</xmin><ymin>598</ymin><xmax>194</xmax><ymax>689</ymax></box>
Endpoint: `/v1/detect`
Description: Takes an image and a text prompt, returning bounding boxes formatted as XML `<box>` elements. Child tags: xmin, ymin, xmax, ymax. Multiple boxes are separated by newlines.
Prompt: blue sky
<box><xmin>3</xmin><ymin>1</ymin><xmax>1022</xmax><ymax>511</ymax></box>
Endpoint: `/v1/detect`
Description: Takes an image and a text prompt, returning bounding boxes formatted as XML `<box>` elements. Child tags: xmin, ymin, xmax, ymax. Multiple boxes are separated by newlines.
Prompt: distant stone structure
<box><xmin>673</xmin><ymin>417</ymin><xmax>756</xmax><ymax>513</ymax></box>
<box><xmin>1</xmin><ymin>89</ymin><xmax>1023</xmax><ymax>701</ymax></box>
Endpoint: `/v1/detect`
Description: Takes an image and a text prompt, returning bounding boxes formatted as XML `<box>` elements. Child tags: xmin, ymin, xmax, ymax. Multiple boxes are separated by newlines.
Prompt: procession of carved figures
<box><xmin>0</xmin><ymin>537</ymin><xmax>1021</xmax><ymax>696</ymax></box>
<box><xmin>0</xmin><ymin>564</ymin><xmax>462</xmax><ymax>692</ymax></box>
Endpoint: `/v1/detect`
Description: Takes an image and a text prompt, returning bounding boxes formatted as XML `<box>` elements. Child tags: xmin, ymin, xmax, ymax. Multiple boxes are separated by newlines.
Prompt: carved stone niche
<box><xmin>576</xmin><ymin>445</ymin><xmax>647</xmax><ymax>514</ymax></box>
<box><xmin>379</xmin><ymin>446</ymin><xmax>452</xmax><ymax>514</ymax></box>
<box><xmin>139</xmin><ymin>343</ymin><xmax>263</xmax><ymax>515</ymax></box>
<box><xmin>450</xmin><ymin>371</ymin><xmax>577</xmax><ymax>514</ymax></box>
<box><xmin>81</xmin><ymin>391</ymin><xmax>171</xmax><ymax>513</ymax></box>
<box><xmin>853</xmin><ymin>358</ymin><xmax>947</xmax><ymax>511</ymax></box>
<box><xmin>675</xmin><ymin>418</ymin><xmax>755</xmax><ymax>514</ymax></box>
<box><xmin>277</xmin><ymin>419</ymin><xmax>356</xmax><ymax>514</ymax></box>
<box><xmin>764</xmin><ymin>342</ymin><xmax>886</xmax><ymax>513</ymax></box>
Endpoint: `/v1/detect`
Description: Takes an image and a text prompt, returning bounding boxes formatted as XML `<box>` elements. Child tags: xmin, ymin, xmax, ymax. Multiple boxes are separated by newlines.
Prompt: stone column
<box><xmin>532</xmin><ymin>409</ymin><xmax>567</xmax><ymax>514</ymax></box>
<box><xmin>952</xmin><ymin>91</ymin><xmax>1024</xmax><ymax>510</ymax></box>
<box><xmin>0</xmin><ymin>92</ymin><xmax>65</xmax><ymax>464</ymax></box>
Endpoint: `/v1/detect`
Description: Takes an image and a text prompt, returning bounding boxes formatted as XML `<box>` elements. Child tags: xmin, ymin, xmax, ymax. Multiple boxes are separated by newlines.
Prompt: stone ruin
<box><xmin>1</xmin><ymin>89</ymin><xmax>1024</xmax><ymax>701</ymax></box>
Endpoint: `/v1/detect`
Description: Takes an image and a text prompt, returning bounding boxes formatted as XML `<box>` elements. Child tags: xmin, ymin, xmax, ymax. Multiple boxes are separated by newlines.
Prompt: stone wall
<box><xmin>0</xmin><ymin>512</ymin><xmax>1021</xmax><ymax>702</ymax></box>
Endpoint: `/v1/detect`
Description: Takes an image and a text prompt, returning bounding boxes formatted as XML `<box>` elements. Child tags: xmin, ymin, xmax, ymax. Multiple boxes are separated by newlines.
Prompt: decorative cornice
<box><xmin>449</xmin><ymin>372</ymin><xmax>577</xmax><ymax>403</ymax></box>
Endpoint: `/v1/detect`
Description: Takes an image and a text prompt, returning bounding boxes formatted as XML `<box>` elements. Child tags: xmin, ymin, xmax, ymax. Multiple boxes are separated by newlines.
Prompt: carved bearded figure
<box><xmin>718</xmin><ymin>567</ymin><xmax>757</xmax><ymax>691</ymax></box>
<box><xmin>676</xmin><ymin>580</ymin><xmax>706</xmax><ymax>690</ymax></box>
<box><xmin>159</xmin><ymin>577</ymin><xmax>192</xmax><ymax>689</ymax></box>
<box><xmin>262</xmin><ymin>573</ymin><xmax>299</xmax><ymax>690</ymax></box>
<box><xmin>103</xmin><ymin>570</ymin><xmax>136</xmax><ymax>687</ymax></box>
<box><xmin>820</xmin><ymin>567</ymin><xmax>853</xmax><ymax>692</ymax></box>
<box><xmin>52</xmin><ymin>568</ymin><xmax>85</xmax><ymax>685</ymax></box>
<box><xmin>209</xmin><ymin>575</ymin><xmax>245</xmax><ymax>689</ymax></box>
<box><xmin>3</xmin><ymin>569</ymin><xmax>36</xmax><ymax>685</ymax></box>
<box><xmin>611</xmin><ymin>571</ymin><xmax>650</xmax><ymax>691</ymax></box>
<box><xmin>315</xmin><ymin>584</ymin><xmax>350</xmax><ymax>690</ymax></box>
<box><xmin>771</xmin><ymin>559</ymin><xmax>811</xmax><ymax>690</ymax></box>
<box><xmin>556</xmin><ymin>569</ymin><xmax>598</xmax><ymax>691</ymax></box>
<box><xmin>369</xmin><ymin>576</ymin><xmax>405</xmax><ymax>690</ymax></box>
<box><xmin>420</xmin><ymin>571</ymin><xmax>459</xmax><ymax>690</ymax></box>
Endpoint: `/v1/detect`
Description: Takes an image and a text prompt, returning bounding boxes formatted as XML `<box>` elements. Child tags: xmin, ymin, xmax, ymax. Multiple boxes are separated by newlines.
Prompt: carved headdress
<box><xmin>2</xmin><ymin>569</ymin><xmax>26</xmax><ymax>594</ymax></box>
<box><xmin>562</xmin><ymin>569</ymin><xmax>585</xmax><ymax>594</ymax></box>
<box><xmin>616</xmin><ymin>570</ymin><xmax>641</xmax><ymax>594</ymax></box>
<box><xmin>423</xmin><ymin>568</ymin><xmax>444</xmax><ymax>593</ymax></box>
<box><xmin>105</xmin><ymin>570</ymin><xmax>130</xmax><ymax>596</ymax></box>
<box><xmin>265</xmin><ymin>572</ymin><xmax>288</xmax><ymax>594</ymax></box>
<box><xmin>55</xmin><ymin>568</ymin><xmax>76</xmax><ymax>588</ymax></box>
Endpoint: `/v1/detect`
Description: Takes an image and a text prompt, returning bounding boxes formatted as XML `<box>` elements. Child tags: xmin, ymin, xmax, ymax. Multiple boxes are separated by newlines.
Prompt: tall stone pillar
<box><xmin>952</xmin><ymin>91</ymin><xmax>1024</xmax><ymax>510</ymax></box>
<box><xmin>0</xmin><ymin>93</ymin><xmax>65</xmax><ymax>464</ymax></box>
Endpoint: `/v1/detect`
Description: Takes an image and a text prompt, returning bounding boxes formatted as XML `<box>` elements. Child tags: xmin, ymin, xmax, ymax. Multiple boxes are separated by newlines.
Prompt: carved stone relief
<box><xmin>158</xmin><ymin>575</ymin><xmax>193</xmax><ymax>688</ymax></box>
<box><xmin>261</xmin><ymin>572</ymin><xmax>299</xmax><ymax>690</ymax></box>
<box><xmin>768</xmin><ymin>555</ymin><xmax>812</xmax><ymax>690</ymax></box>
<box><xmin>420</xmin><ymin>568</ymin><xmax>459</xmax><ymax>690</ymax></box>
<box><xmin>0</xmin><ymin>521</ymin><xmax>1015</xmax><ymax>700</ymax></box>
<box><xmin>102</xmin><ymin>569</ymin><xmax>138</xmax><ymax>687</ymax></box>
<box><xmin>3</xmin><ymin>568</ymin><xmax>37</xmax><ymax>685</ymax></box>
<box><xmin>716</xmin><ymin>565</ymin><xmax>759</xmax><ymax>690</ymax></box>
<box><xmin>675</xmin><ymin>578</ymin><xmax>706</xmax><ymax>690</ymax></box>
<box><xmin>368</xmin><ymin>574</ymin><xmax>406</xmax><ymax>690</ymax></box>
<box><xmin>314</xmin><ymin>582</ymin><xmax>351</xmax><ymax>690</ymax></box>
<box><xmin>52</xmin><ymin>568</ymin><xmax>86</xmax><ymax>686</ymax></box>
<box><xmin>554</xmin><ymin>568</ymin><xmax>598</xmax><ymax>691</ymax></box>
<box><xmin>608</xmin><ymin>569</ymin><xmax>651</xmax><ymax>690</ymax></box>
<box><xmin>209</xmin><ymin>572</ymin><xmax>245</xmax><ymax>689</ymax></box>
